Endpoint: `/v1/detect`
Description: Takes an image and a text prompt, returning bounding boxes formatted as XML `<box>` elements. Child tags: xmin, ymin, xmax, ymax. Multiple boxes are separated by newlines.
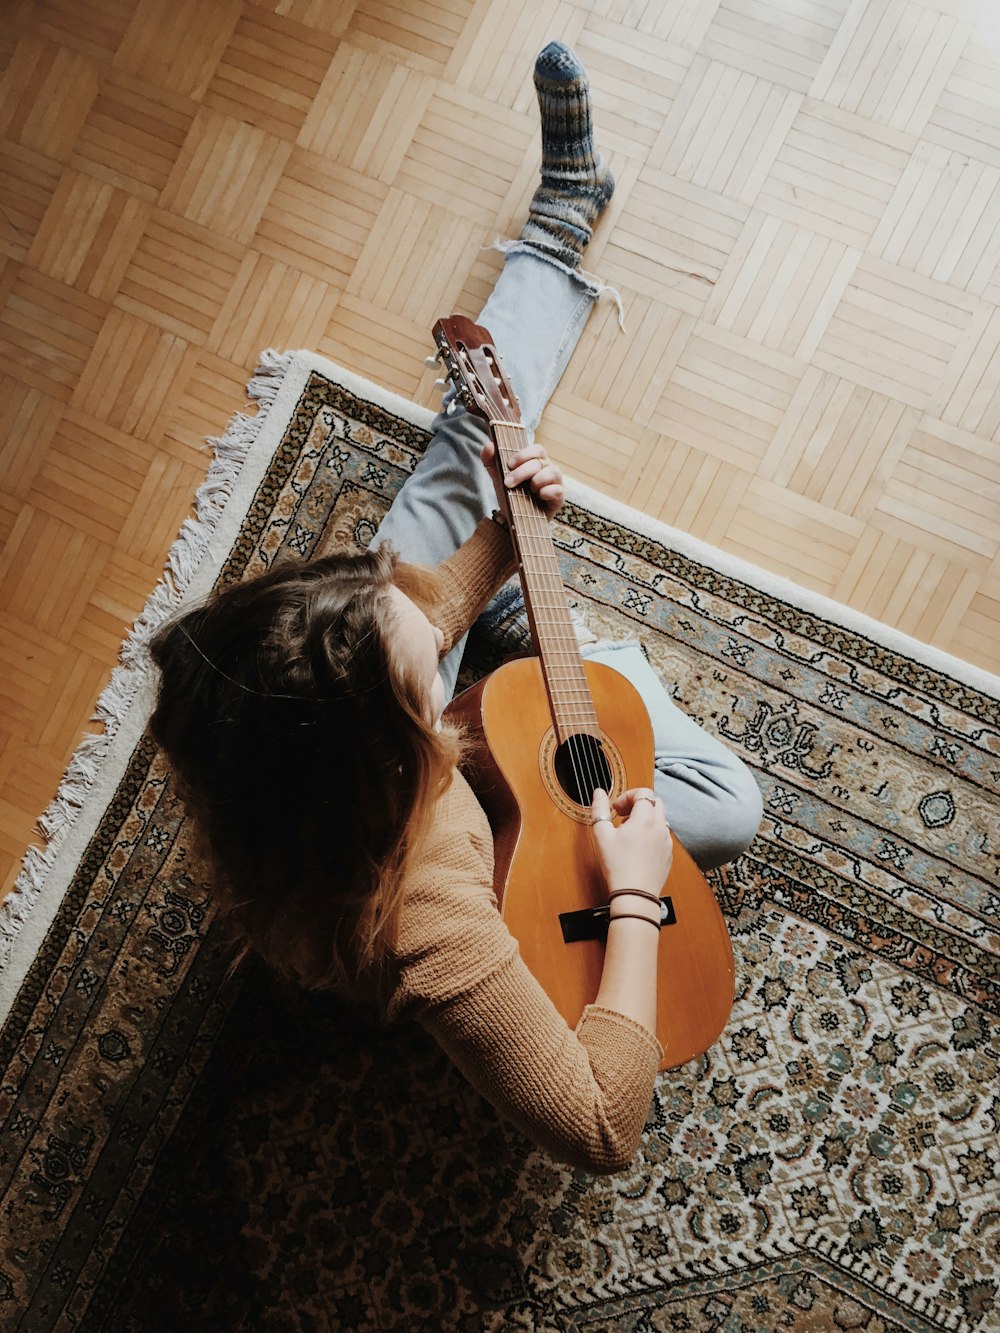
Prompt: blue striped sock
<box><xmin>519</xmin><ymin>42</ymin><xmax>614</xmax><ymax>269</ymax></box>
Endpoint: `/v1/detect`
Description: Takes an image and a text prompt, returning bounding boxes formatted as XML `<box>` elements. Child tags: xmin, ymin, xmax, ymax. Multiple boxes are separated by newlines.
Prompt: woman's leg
<box><xmin>373</xmin><ymin>41</ymin><xmax>613</xmax><ymax>697</ymax></box>
<box><xmin>581</xmin><ymin>641</ymin><xmax>764</xmax><ymax>871</ymax></box>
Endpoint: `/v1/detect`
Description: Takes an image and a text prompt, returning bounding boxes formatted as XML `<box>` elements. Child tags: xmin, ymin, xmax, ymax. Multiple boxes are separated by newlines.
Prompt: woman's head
<box><xmin>148</xmin><ymin>545</ymin><xmax>459</xmax><ymax>988</ymax></box>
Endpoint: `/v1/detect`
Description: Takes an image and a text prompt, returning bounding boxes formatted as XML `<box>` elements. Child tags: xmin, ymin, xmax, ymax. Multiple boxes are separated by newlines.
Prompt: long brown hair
<box><xmin>148</xmin><ymin>547</ymin><xmax>461</xmax><ymax>990</ymax></box>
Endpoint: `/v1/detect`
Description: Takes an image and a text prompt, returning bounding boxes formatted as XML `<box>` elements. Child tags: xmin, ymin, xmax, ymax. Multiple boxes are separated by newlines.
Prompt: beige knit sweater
<box><xmin>364</xmin><ymin>518</ymin><xmax>663</xmax><ymax>1175</ymax></box>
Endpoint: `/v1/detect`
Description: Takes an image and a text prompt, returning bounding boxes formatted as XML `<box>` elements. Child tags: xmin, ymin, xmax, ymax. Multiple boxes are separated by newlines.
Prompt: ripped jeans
<box><xmin>373</xmin><ymin>245</ymin><xmax>762</xmax><ymax>870</ymax></box>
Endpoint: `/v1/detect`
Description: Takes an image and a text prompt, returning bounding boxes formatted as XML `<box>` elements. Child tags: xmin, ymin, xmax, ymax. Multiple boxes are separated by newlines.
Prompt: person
<box><xmin>149</xmin><ymin>42</ymin><xmax>763</xmax><ymax>1174</ymax></box>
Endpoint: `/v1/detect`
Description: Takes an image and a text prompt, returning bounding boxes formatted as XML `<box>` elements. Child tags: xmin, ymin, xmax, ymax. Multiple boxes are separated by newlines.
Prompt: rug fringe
<box><xmin>0</xmin><ymin>349</ymin><xmax>295</xmax><ymax>967</ymax></box>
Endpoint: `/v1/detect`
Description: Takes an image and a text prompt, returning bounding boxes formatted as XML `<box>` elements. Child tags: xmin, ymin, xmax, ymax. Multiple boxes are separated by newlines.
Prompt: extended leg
<box><xmin>582</xmin><ymin>641</ymin><xmax>763</xmax><ymax>870</ymax></box>
<box><xmin>373</xmin><ymin>43</ymin><xmax>614</xmax><ymax>696</ymax></box>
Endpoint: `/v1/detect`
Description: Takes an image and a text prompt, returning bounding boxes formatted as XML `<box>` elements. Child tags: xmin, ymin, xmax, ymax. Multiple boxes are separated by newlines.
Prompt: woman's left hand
<box><xmin>481</xmin><ymin>438</ymin><xmax>565</xmax><ymax>522</ymax></box>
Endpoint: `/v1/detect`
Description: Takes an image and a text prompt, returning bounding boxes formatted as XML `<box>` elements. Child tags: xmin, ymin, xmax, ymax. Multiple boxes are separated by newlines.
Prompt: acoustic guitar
<box><xmin>434</xmin><ymin>314</ymin><xmax>734</xmax><ymax>1069</ymax></box>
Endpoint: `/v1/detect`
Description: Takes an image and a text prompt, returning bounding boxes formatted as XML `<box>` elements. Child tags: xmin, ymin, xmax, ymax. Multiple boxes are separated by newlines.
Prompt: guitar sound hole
<box><xmin>554</xmin><ymin>734</ymin><xmax>613</xmax><ymax>807</ymax></box>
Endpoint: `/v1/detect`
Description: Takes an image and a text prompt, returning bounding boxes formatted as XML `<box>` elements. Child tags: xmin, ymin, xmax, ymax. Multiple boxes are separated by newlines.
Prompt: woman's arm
<box><xmin>429</xmin><ymin>438</ymin><xmax>566</xmax><ymax>653</ymax></box>
<box><xmin>430</xmin><ymin>517</ymin><xmax>517</xmax><ymax>654</ymax></box>
<box><xmin>589</xmin><ymin>785</ymin><xmax>673</xmax><ymax>1034</ymax></box>
<box><xmin>385</xmin><ymin>780</ymin><xmax>670</xmax><ymax>1174</ymax></box>
<box><xmin>389</xmin><ymin>883</ymin><xmax>661</xmax><ymax>1175</ymax></box>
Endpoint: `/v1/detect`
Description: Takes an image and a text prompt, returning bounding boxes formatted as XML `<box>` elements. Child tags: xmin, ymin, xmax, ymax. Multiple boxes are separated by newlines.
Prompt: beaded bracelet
<box><xmin>608</xmin><ymin>911</ymin><xmax>661</xmax><ymax>931</ymax></box>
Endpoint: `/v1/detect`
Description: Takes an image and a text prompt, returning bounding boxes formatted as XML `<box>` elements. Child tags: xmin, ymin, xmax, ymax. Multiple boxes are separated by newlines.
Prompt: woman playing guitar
<box><xmin>148</xmin><ymin>42</ymin><xmax>762</xmax><ymax>1173</ymax></box>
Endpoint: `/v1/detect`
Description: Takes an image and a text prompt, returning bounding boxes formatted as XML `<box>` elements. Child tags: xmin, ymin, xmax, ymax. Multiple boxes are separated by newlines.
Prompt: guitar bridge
<box><xmin>559</xmin><ymin>897</ymin><xmax>676</xmax><ymax>943</ymax></box>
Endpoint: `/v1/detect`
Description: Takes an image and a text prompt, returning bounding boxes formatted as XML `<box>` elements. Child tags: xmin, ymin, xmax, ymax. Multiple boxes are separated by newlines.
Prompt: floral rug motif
<box><xmin>0</xmin><ymin>356</ymin><xmax>998</xmax><ymax>1332</ymax></box>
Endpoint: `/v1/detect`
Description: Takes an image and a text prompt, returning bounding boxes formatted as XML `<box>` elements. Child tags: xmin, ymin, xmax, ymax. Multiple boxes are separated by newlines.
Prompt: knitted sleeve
<box><xmin>385</xmin><ymin>793</ymin><xmax>662</xmax><ymax>1175</ymax></box>
<box><xmin>430</xmin><ymin>517</ymin><xmax>517</xmax><ymax>653</ymax></box>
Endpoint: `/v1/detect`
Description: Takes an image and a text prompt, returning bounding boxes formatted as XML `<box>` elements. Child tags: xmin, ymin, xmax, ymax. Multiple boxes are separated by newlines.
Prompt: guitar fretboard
<box><xmin>493</xmin><ymin>421</ymin><xmax>600</xmax><ymax>745</ymax></box>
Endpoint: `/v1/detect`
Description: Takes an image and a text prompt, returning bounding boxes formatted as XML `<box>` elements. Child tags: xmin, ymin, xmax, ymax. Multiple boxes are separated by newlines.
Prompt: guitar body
<box><xmin>447</xmin><ymin>655</ymin><xmax>735</xmax><ymax>1070</ymax></box>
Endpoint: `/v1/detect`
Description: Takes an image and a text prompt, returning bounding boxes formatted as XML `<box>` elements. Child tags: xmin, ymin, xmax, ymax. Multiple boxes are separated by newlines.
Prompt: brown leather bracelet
<box><xmin>607</xmin><ymin>911</ymin><xmax>661</xmax><ymax>931</ymax></box>
<box><xmin>608</xmin><ymin>888</ymin><xmax>661</xmax><ymax>907</ymax></box>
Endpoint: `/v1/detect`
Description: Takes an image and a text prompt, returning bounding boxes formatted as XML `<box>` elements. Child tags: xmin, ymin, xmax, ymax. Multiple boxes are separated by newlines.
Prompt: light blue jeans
<box><xmin>374</xmin><ymin>247</ymin><xmax>762</xmax><ymax>869</ymax></box>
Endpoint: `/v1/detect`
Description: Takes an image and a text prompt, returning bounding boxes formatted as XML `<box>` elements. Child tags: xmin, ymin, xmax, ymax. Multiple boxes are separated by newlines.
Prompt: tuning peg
<box><xmin>424</xmin><ymin>353</ymin><xmax>441</xmax><ymax>368</ymax></box>
<box><xmin>434</xmin><ymin>378</ymin><xmax>447</xmax><ymax>388</ymax></box>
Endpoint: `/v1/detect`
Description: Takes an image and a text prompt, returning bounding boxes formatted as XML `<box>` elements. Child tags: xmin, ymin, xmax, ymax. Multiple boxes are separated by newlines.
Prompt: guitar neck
<box><xmin>492</xmin><ymin>421</ymin><xmax>599</xmax><ymax>745</ymax></box>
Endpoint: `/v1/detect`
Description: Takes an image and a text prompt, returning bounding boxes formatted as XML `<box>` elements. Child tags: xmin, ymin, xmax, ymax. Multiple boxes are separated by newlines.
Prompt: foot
<box><xmin>519</xmin><ymin>41</ymin><xmax>615</xmax><ymax>269</ymax></box>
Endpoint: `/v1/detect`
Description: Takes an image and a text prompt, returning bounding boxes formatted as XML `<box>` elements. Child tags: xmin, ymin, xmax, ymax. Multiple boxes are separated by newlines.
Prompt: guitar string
<box><xmin>447</xmin><ymin>337</ymin><xmax>606</xmax><ymax>805</ymax></box>
<box><xmin>496</xmin><ymin>418</ymin><xmax>605</xmax><ymax>806</ymax></box>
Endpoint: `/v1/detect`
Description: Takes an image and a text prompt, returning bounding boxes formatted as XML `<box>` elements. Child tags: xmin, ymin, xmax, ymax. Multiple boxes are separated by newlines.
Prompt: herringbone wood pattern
<box><xmin>2</xmin><ymin>0</ymin><xmax>1000</xmax><ymax>903</ymax></box>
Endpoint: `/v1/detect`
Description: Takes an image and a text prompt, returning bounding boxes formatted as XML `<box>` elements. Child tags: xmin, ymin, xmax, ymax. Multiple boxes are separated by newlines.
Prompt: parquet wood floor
<box><xmin>2</xmin><ymin>0</ymin><xmax>999</xmax><ymax>902</ymax></box>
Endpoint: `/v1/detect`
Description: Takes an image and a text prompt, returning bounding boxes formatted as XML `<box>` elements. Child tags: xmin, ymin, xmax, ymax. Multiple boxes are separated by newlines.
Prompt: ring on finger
<box><xmin>635</xmin><ymin>794</ymin><xmax>658</xmax><ymax>806</ymax></box>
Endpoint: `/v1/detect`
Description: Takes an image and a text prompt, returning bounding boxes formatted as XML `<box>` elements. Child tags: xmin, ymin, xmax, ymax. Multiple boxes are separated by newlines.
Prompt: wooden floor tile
<box><xmin>566</xmin><ymin>19</ymin><xmax>690</xmax><ymax>159</ymax></box>
<box><xmin>209</xmin><ymin>253</ymin><xmax>337</xmax><ymax>364</ymax></box>
<box><xmin>648</xmin><ymin>55</ymin><xmax>801</xmax><ymax>203</ymax></box>
<box><xmin>561</xmin><ymin>291</ymin><xmax>693</xmax><ymax>426</ymax></box>
<box><xmin>0</xmin><ymin>613</ymin><xmax>64</xmax><ymax>733</ymax></box>
<box><xmin>72</xmin><ymin>310</ymin><xmax>192</xmax><ymax>440</ymax></box>
<box><xmin>319</xmin><ymin>294</ymin><xmax>440</xmax><ymax>399</ymax></box>
<box><xmin>71</xmin><ymin>546</ymin><xmax>175</xmax><ymax>664</ymax></box>
<box><xmin>0</xmin><ymin>377</ymin><xmax>64</xmax><ymax>504</ymax></box>
<box><xmin>256</xmin><ymin>149</ymin><xmax>389</xmax><ymax>287</ymax></box>
<box><xmin>269</xmin><ymin>0</ymin><xmax>358</xmax><ymax>35</ymax></box>
<box><xmin>1</xmin><ymin>34</ymin><xmax>101</xmax><ymax>159</ymax></box>
<box><xmin>542</xmin><ymin>394</ymin><xmax>647</xmax><ymax>492</ymax></box>
<box><xmin>25</xmin><ymin>0</ymin><xmax>138</xmax><ymax>63</ymax></box>
<box><xmin>447</xmin><ymin>2</ymin><xmax>587</xmax><ymax>112</ymax></box>
<box><xmin>28</xmin><ymin>172</ymin><xmax>148</xmax><ymax>300</ymax></box>
<box><xmin>699</xmin><ymin>0</ymin><xmax>852</xmax><ymax>94</ymax></box>
<box><xmin>760</xmin><ymin>368</ymin><xmax>918</xmax><ymax>520</ymax></box>
<box><xmin>394</xmin><ymin>87</ymin><xmax>533</xmax><ymax>226</ymax></box>
<box><xmin>877</xmin><ymin>416</ymin><xmax>1000</xmax><ymax>561</ymax></box>
<box><xmin>298</xmin><ymin>43</ymin><xmax>434</xmax><ymax>180</ymax></box>
<box><xmin>159</xmin><ymin>350</ymin><xmax>259</xmax><ymax>466</ymax></box>
<box><xmin>870</xmin><ymin>141</ymin><xmax>1000</xmax><ymax>291</ymax></box>
<box><xmin>756</xmin><ymin>98</ymin><xmax>913</xmax><ymax>249</ymax></box>
<box><xmin>0</xmin><ymin>510</ymin><xmax>109</xmax><ymax>638</ymax></box>
<box><xmin>346</xmin><ymin>190</ymin><xmax>480</xmax><ymax>326</ymax></box>
<box><xmin>814</xmin><ymin>253</ymin><xmax>979</xmax><ymax>407</ymax></box>
<box><xmin>924</xmin><ymin>36</ymin><xmax>1000</xmax><ymax>169</ymax></box>
<box><xmin>203</xmin><ymin>5</ymin><xmax>340</xmax><ymax>141</ymax></box>
<box><xmin>0</xmin><ymin>267</ymin><xmax>108</xmax><ymax>400</ymax></box>
<box><xmin>726</xmin><ymin>474</ymin><xmax>864</xmax><ymax>595</ymax></box>
<box><xmin>160</xmin><ymin>109</ymin><xmax>291</xmax><ymax>243</ymax></box>
<box><xmin>650</xmin><ymin>324</ymin><xmax>804</xmax><ymax>470</ymax></box>
<box><xmin>811</xmin><ymin>0</ymin><xmax>969</xmax><ymax>135</ymax></box>
<box><xmin>347</xmin><ymin>0</ymin><xmax>475</xmax><ymax>75</ymax></box>
<box><xmin>706</xmin><ymin>213</ymin><xmax>859</xmax><ymax>359</ymax></box>
<box><xmin>26</xmin><ymin>412</ymin><xmax>161</xmax><ymax>546</ymax></box>
<box><xmin>114</xmin><ymin>0</ymin><xmax>240</xmax><ymax>100</ymax></box>
<box><xmin>113</xmin><ymin>210</ymin><xmax>246</xmax><ymax>343</ymax></box>
<box><xmin>599</xmin><ymin>168</ymin><xmax>749</xmax><ymax>316</ymax></box>
<box><xmin>0</xmin><ymin>141</ymin><xmax>62</xmax><ymax>262</ymax></box>
<box><xmin>70</xmin><ymin>72</ymin><xmax>197</xmax><ymax>202</ymax></box>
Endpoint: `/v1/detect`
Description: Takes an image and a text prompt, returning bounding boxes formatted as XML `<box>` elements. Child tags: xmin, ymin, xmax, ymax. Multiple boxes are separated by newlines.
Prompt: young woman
<box><xmin>150</xmin><ymin>43</ymin><xmax>762</xmax><ymax>1174</ymax></box>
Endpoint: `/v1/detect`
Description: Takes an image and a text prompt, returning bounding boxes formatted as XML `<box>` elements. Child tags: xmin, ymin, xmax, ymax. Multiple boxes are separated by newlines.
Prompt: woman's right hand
<box><xmin>590</xmin><ymin>787</ymin><xmax>673</xmax><ymax>897</ymax></box>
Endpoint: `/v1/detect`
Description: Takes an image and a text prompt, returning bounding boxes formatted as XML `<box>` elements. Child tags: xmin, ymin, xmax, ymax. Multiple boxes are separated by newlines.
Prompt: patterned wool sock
<box><xmin>519</xmin><ymin>41</ymin><xmax>614</xmax><ymax>269</ymax></box>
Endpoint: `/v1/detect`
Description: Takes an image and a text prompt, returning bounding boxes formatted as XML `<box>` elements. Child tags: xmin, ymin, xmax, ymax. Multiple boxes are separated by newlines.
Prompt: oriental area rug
<box><xmin>1</xmin><ymin>351</ymin><xmax>998</xmax><ymax>1333</ymax></box>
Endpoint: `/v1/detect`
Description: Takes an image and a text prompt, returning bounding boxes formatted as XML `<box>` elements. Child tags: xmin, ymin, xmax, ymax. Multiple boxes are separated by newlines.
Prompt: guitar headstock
<box><xmin>432</xmin><ymin>315</ymin><xmax>521</xmax><ymax>426</ymax></box>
